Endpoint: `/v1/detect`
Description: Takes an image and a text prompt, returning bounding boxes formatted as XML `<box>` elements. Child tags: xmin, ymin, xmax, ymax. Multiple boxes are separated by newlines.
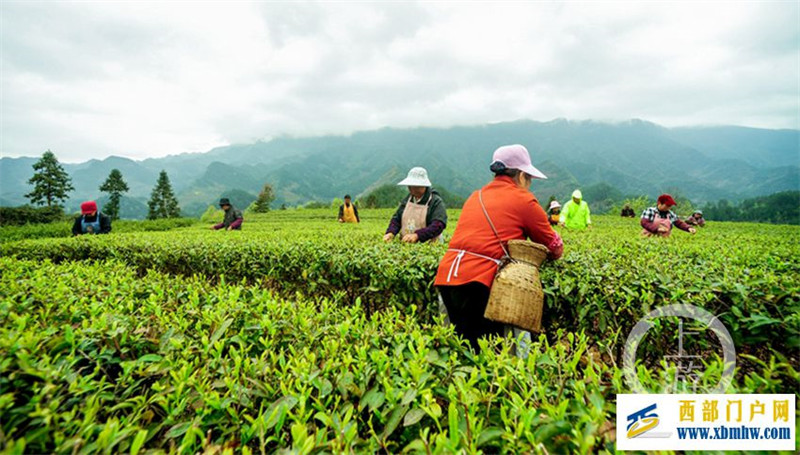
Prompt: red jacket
<box><xmin>434</xmin><ymin>176</ymin><xmax>563</xmax><ymax>289</ymax></box>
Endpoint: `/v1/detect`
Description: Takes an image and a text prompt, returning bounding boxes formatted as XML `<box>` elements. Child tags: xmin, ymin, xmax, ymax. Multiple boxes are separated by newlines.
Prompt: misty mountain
<box><xmin>1</xmin><ymin>119</ymin><xmax>797</xmax><ymax>218</ymax></box>
<box><xmin>668</xmin><ymin>126</ymin><xmax>799</xmax><ymax>168</ymax></box>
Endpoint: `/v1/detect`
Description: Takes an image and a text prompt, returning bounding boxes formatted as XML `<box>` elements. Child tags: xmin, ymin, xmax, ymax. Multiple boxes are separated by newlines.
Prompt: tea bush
<box><xmin>3</xmin><ymin>211</ymin><xmax>798</xmax><ymax>361</ymax></box>
<box><xmin>0</xmin><ymin>258</ymin><xmax>622</xmax><ymax>454</ymax></box>
<box><xmin>0</xmin><ymin>217</ymin><xmax>196</xmax><ymax>243</ymax></box>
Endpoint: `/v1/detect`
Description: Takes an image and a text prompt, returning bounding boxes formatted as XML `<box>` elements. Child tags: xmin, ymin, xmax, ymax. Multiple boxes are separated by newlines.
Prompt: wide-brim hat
<box><xmin>219</xmin><ymin>198</ymin><xmax>231</xmax><ymax>206</ymax></box>
<box><xmin>549</xmin><ymin>200</ymin><xmax>561</xmax><ymax>209</ymax></box>
<box><xmin>397</xmin><ymin>167</ymin><xmax>432</xmax><ymax>187</ymax></box>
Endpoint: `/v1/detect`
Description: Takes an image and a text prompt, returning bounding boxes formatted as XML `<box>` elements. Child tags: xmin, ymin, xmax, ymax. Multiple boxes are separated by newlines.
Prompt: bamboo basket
<box><xmin>507</xmin><ymin>240</ymin><xmax>549</xmax><ymax>266</ymax></box>
<box><xmin>484</xmin><ymin>241</ymin><xmax>548</xmax><ymax>332</ymax></box>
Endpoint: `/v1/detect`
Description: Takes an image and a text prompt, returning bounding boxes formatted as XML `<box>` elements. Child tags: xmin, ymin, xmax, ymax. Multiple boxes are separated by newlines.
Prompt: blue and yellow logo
<box><xmin>627</xmin><ymin>403</ymin><xmax>660</xmax><ymax>438</ymax></box>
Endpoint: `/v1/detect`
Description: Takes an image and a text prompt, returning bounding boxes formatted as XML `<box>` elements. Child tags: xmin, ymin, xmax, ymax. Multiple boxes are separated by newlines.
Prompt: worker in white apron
<box><xmin>383</xmin><ymin>167</ymin><xmax>448</xmax><ymax>244</ymax></box>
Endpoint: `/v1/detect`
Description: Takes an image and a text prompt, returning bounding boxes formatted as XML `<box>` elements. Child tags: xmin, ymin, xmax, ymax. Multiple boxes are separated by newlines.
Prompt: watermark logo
<box><xmin>617</xmin><ymin>305</ymin><xmax>795</xmax><ymax>451</ymax></box>
<box><xmin>617</xmin><ymin>394</ymin><xmax>795</xmax><ymax>451</ymax></box>
<box><xmin>622</xmin><ymin>304</ymin><xmax>736</xmax><ymax>394</ymax></box>
<box><xmin>626</xmin><ymin>403</ymin><xmax>661</xmax><ymax>438</ymax></box>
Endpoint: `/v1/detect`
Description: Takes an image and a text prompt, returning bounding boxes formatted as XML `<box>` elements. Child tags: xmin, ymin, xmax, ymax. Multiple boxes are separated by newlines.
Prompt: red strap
<box><xmin>478</xmin><ymin>190</ymin><xmax>511</xmax><ymax>259</ymax></box>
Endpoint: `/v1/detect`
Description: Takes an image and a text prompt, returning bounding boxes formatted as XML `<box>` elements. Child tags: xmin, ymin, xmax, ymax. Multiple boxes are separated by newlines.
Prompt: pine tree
<box><xmin>147</xmin><ymin>170</ymin><xmax>181</xmax><ymax>219</ymax></box>
<box><xmin>25</xmin><ymin>150</ymin><xmax>74</xmax><ymax>207</ymax></box>
<box><xmin>252</xmin><ymin>183</ymin><xmax>275</xmax><ymax>213</ymax></box>
<box><xmin>99</xmin><ymin>169</ymin><xmax>129</xmax><ymax>220</ymax></box>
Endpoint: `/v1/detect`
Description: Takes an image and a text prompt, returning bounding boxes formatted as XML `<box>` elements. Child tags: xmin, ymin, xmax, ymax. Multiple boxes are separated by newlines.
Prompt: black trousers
<box><xmin>438</xmin><ymin>283</ymin><xmax>505</xmax><ymax>351</ymax></box>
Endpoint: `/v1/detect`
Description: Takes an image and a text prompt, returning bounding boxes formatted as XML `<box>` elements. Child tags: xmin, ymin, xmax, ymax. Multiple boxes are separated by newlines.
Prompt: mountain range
<box><xmin>1</xmin><ymin>119</ymin><xmax>798</xmax><ymax>218</ymax></box>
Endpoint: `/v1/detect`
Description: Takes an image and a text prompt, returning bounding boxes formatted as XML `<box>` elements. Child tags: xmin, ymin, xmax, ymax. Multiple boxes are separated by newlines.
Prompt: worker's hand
<box><xmin>688</xmin><ymin>227</ymin><xmax>697</xmax><ymax>234</ymax></box>
<box><xmin>587</xmin><ymin>224</ymin><xmax>593</xmax><ymax>230</ymax></box>
<box><xmin>657</xmin><ymin>225</ymin><xmax>669</xmax><ymax>234</ymax></box>
<box><xmin>209</xmin><ymin>225</ymin><xmax>216</xmax><ymax>230</ymax></box>
<box><xmin>338</xmin><ymin>219</ymin><xmax>344</xmax><ymax>223</ymax></box>
<box><xmin>383</xmin><ymin>233</ymin><xmax>395</xmax><ymax>242</ymax></box>
<box><xmin>402</xmin><ymin>233</ymin><xmax>419</xmax><ymax>243</ymax></box>
<box><xmin>558</xmin><ymin>222</ymin><xmax>565</xmax><ymax>227</ymax></box>
<box><xmin>227</xmin><ymin>226</ymin><xmax>233</xmax><ymax>231</ymax></box>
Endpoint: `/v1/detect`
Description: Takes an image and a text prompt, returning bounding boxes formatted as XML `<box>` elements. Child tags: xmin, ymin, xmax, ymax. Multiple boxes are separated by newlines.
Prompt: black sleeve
<box><xmin>99</xmin><ymin>214</ymin><xmax>112</xmax><ymax>234</ymax></box>
<box><xmin>353</xmin><ymin>205</ymin><xmax>360</xmax><ymax>222</ymax></box>
<box><xmin>72</xmin><ymin>217</ymin><xmax>82</xmax><ymax>236</ymax></box>
<box><xmin>426</xmin><ymin>195</ymin><xmax>448</xmax><ymax>227</ymax></box>
<box><xmin>338</xmin><ymin>205</ymin><xmax>344</xmax><ymax>219</ymax></box>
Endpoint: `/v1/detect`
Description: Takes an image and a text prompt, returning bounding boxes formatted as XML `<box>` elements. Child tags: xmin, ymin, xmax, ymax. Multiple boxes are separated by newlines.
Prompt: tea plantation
<box><xmin>1</xmin><ymin>209</ymin><xmax>798</xmax><ymax>454</ymax></box>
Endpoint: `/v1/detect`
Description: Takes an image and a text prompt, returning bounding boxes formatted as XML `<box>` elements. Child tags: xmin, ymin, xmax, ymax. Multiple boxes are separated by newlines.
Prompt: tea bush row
<box><xmin>1</xmin><ymin>257</ymin><xmax>622</xmax><ymax>454</ymax></box>
<box><xmin>2</xmin><ymin>214</ymin><xmax>798</xmax><ymax>363</ymax></box>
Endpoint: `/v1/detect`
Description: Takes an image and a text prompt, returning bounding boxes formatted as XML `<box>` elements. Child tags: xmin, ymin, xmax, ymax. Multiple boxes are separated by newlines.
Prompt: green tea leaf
<box><xmin>403</xmin><ymin>408</ymin><xmax>426</xmax><ymax>427</ymax></box>
<box><xmin>210</xmin><ymin>318</ymin><xmax>233</xmax><ymax>345</ymax></box>
<box><xmin>381</xmin><ymin>405</ymin><xmax>408</xmax><ymax>440</ymax></box>
<box><xmin>164</xmin><ymin>422</ymin><xmax>192</xmax><ymax>439</ymax></box>
<box><xmin>130</xmin><ymin>429</ymin><xmax>148</xmax><ymax>455</ymax></box>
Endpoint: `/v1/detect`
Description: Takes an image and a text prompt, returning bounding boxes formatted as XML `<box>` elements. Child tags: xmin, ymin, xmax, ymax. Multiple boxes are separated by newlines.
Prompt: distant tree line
<box><xmin>0</xmin><ymin>205</ymin><xmax>65</xmax><ymax>226</ymax></box>
<box><xmin>702</xmin><ymin>191</ymin><xmax>799</xmax><ymax>225</ymax></box>
<box><xmin>5</xmin><ymin>150</ymin><xmax>797</xmax><ymax>226</ymax></box>
<box><xmin>0</xmin><ymin>150</ymin><xmax>188</xmax><ymax>224</ymax></box>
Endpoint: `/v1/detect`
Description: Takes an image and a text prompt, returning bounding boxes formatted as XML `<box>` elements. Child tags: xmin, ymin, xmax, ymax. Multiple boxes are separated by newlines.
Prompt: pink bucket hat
<box><xmin>491</xmin><ymin>144</ymin><xmax>547</xmax><ymax>179</ymax></box>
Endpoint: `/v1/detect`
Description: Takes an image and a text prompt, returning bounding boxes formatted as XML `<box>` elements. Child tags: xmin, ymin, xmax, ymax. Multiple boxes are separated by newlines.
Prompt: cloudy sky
<box><xmin>2</xmin><ymin>1</ymin><xmax>798</xmax><ymax>162</ymax></box>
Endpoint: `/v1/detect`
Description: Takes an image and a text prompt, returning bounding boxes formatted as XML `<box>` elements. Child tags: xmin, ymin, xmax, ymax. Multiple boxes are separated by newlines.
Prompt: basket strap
<box><xmin>479</xmin><ymin>190</ymin><xmax>511</xmax><ymax>259</ymax></box>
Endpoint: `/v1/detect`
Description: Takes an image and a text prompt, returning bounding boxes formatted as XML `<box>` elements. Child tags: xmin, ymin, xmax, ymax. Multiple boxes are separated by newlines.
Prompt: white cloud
<box><xmin>1</xmin><ymin>0</ymin><xmax>797</xmax><ymax>162</ymax></box>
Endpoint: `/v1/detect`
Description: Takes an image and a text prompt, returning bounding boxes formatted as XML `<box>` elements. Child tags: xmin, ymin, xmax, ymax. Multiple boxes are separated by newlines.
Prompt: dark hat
<box><xmin>344</xmin><ymin>194</ymin><xmax>351</xmax><ymax>199</ymax></box>
<box><xmin>219</xmin><ymin>198</ymin><xmax>231</xmax><ymax>206</ymax></box>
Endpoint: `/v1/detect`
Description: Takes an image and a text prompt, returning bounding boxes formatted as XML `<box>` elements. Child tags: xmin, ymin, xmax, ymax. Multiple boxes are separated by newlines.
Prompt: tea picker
<box><xmin>684</xmin><ymin>210</ymin><xmax>706</xmax><ymax>227</ymax></box>
<box><xmin>211</xmin><ymin>198</ymin><xmax>244</xmax><ymax>231</ymax></box>
<box><xmin>72</xmin><ymin>201</ymin><xmax>112</xmax><ymax>236</ymax></box>
<box><xmin>382</xmin><ymin>167</ymin><xmax>447</xmax><ymax>243</ymax></box>
<box><xmin>434</xmin><ymin>145</ymin><xmax>563</xmax><ymax>357</ymax></box>
<box><xmin>640</xmin><ymin>194</ymin><xmax>696</xmax><ymax>237</ymax></box>
<box><xmin>559</xmin><ymin>189</ymin><xmax>592</xmax><ymax>230</ymax></box>
<box><xmin>337</xmin><ymin>195</ymin><xmax>360</xmax><ymax>223</ymax></box>
<box><xmin>548</xmin><ymin>200</ymin><xmax>561</xmax><ymax>226</ymax></box>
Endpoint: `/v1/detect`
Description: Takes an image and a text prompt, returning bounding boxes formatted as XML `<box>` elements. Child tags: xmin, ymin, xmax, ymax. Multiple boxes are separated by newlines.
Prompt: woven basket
<box><xmin>507</xmin><ymin>240</ymin><xmax>549</xmax><ymax>267</ymax></box>
<box><xmin>484</xmin><ymin>240</ymin><xmax>548</xmax><ymax>332</ymax></box>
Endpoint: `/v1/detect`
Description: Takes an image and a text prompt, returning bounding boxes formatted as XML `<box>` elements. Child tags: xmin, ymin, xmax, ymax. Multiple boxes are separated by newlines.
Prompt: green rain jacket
<box><xmin>560</xmin><ymin>199</ymin><xmax>592</xmax><ymax>230</ymax></box>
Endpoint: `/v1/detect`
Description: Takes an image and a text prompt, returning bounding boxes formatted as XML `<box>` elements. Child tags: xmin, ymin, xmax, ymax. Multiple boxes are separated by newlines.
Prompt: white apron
<box><xmin>401</xmin><ymin>196</ymin><xmax>441</xmax><ymax>242</ymax></box>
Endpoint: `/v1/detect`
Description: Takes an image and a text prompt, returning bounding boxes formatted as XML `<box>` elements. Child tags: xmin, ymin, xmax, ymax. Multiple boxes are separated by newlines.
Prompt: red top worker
<box><xmin>434</xmin><ymin>144</ymin><xmax>563</xmax><ymax>350</ymax></box>
<box><xmin>640</xmin><ymin>194</ymin><xmax>696</xmax><ymax>237</ymax></box>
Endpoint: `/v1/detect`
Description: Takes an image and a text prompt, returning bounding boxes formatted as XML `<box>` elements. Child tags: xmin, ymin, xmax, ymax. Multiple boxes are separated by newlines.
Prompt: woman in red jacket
<box><xmin>434</xmin><ymin>144</ymin><xmax>563</xmax><ymax>350</ymax></box>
